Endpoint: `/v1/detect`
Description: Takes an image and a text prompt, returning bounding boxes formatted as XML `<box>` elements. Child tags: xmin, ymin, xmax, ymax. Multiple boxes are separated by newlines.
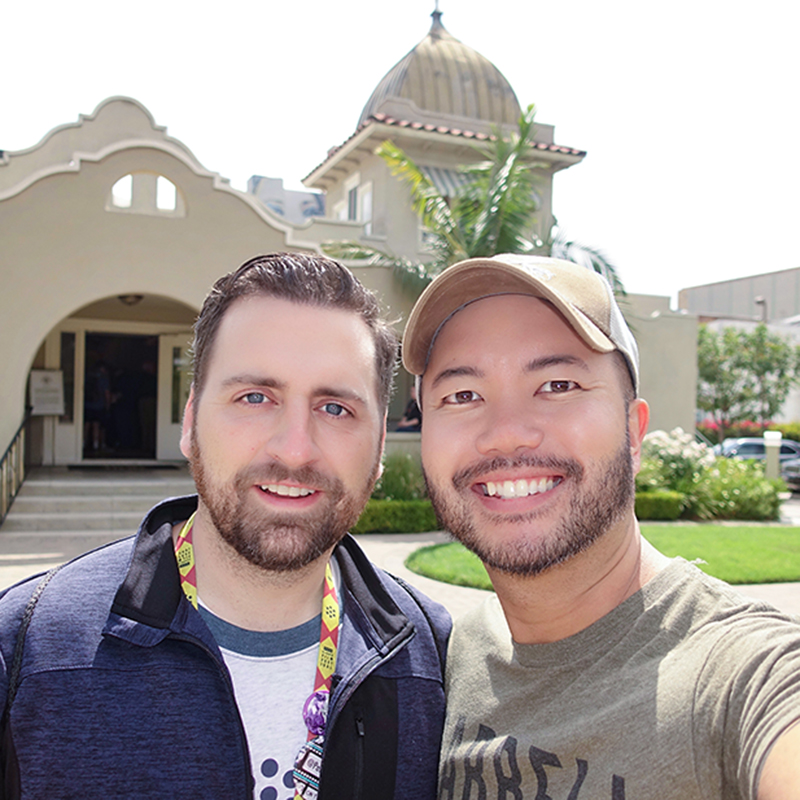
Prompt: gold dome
<box><xmin>358</xmin><ymin>10</ymin><xmax>521</xmax><ymax>128</ymax></box>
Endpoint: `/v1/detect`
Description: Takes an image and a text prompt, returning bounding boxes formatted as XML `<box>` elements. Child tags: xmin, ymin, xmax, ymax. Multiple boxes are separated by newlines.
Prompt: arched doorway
<box><xmin>30</xmin><ymin>294</ymin><xmax>196</xmax><ymax>465</ymax></box>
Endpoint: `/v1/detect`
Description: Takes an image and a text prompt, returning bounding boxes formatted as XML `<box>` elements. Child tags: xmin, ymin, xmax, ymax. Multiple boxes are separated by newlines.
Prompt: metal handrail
<box><xmin>0</xmin><ymin>412</ymin><xmax>30</xmax><ymax>525</ymax></box>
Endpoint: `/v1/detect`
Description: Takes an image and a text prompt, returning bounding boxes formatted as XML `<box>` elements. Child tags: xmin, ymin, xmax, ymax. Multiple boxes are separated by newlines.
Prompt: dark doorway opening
<box><xmin>84</xmin><ymin>333</ymin><xmax>158</xmax><ymax>459</ymax></box>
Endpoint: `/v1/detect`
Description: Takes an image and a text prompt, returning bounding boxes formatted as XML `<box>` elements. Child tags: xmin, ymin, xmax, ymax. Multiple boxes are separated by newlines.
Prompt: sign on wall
<box><xmin>29</xmin><ymin>370</ymin><xmax>65</xmax><ymax>416</ymax></box>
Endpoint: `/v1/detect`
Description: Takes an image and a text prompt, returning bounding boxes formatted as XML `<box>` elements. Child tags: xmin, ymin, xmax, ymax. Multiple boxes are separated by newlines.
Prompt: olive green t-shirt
<box><xmin>440</xmin><ymin>559</ymin><xmax>800</xmax><ymax>800</ymax></box>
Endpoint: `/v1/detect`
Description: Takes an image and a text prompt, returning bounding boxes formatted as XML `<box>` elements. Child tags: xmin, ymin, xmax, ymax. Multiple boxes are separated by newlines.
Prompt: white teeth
<box><xmin>483</xmin><ymin>477</ymin><xmax>557</xmax><ymax>499</ymax></box>
<box><xmin>260</xmin><ymin>484</ymin><xmax>315</xmax><ymax>497</ymax></box>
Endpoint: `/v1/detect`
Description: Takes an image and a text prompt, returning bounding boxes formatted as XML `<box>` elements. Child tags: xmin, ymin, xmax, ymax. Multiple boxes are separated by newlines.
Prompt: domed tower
<box><xmin>358</xmin><ymin>8</ymin><xmax>521</xmax><ymax>132</ymax></box>
<box><xmin>303</xmin><ymin>8</ymin><xmax>584</xmax><ymax>268</ymax></box>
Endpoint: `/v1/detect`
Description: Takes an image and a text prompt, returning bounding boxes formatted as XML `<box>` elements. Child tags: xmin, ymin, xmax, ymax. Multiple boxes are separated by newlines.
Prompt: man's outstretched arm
<box><xmin>759</xmin><ymin>721</ymin><xmax>800</xmax><ymax>799</ymax></box>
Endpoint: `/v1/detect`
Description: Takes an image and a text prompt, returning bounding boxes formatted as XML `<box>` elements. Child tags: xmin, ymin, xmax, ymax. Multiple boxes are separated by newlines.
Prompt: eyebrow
<box><xmin>429</xmin><ymin>366</ymin><xmax>484</xmax><ymax>390</ymax></box>
<box><xmin>220</xmin><ymin>374</ymin><xmax>368</xmax><ymax>406</ymax></box>
<box><xmin>220</xmin><ymin>374</ymin><xmax>285</xmax><ymax>391</ymax></box>
<box><xmin>524</xmin><ymin>354</ymin><xmax>590</xmax><ymax>374</ymax></box>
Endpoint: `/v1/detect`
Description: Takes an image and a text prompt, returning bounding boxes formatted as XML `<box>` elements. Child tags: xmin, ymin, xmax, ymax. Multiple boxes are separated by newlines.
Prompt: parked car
<box><xmin>718</xmin><ymin>437</ymin><xmax>800</xmax><ymax>462</ymax></box>
<box><xmin>717</xmin><ymin>437</ymin><xmax>800</xmax><ymax>487</ymax></box>
<box><xmin>781</xmin><ymin>458</ymin><xmax>800</xmax><ymax>490</ymax></box>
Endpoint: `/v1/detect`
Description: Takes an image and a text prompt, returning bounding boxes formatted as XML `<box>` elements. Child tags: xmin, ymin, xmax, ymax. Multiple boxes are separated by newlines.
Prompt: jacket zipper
<box><xmin>353</xmin><ymin>715</ymin><xmax>365</xmax><ymax>800</ymax></box>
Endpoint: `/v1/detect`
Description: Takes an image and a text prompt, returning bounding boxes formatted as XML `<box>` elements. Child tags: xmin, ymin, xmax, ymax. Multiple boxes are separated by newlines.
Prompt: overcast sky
<box><xmin>4</xmin><ymin>0</ymin><xmax>797</xmax><ymax>303</ymax></box>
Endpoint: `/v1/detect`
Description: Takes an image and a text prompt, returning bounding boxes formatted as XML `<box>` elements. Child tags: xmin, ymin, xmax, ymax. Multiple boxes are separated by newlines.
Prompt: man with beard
<box><xmin>0</xmin><ymin>254</ymin><xmax>450</xmax><ymax>800</ymax></box>
<box><xmin>402</xmin><ymin>254</ymin><xmax>800</xmax><ymax>800</ymax></box>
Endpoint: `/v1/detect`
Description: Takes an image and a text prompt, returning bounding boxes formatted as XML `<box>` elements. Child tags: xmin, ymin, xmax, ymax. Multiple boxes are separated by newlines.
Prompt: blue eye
<box><xmin>243</xmin><ymin>392</ymin><xmax>267</xmax><ymax>404</ymax></box>
<box><xmin>322</xmin><ymin>402</ymin><xmax>348</xmax><ymax>417</ymax></box>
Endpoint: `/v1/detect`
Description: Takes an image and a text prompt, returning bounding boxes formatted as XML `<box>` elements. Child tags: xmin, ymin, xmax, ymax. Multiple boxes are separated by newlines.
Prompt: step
<box><xmin>1</xmin><ymin>510</ymin><xmax>146</xmax><ymax>533</ymax></box>
<box><xmin>20</xmin><ymin>477</ymin><xmax>196</xmax><ymax>498</ymax></box>
<box><xmin>10</xmin><ymin>494</ymin><xmax>184</xmax><ymax>515</ymax></box>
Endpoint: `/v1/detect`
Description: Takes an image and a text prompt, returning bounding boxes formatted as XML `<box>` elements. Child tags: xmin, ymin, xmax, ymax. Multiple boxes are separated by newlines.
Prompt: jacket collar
<box><xmin>110</xmin><ymin>495</ymin><xmax>412</xmax><ymax>650</ymax></box>
<box><xmin>111</xmin><ymin>494</ymin><xmax>197</xmax><ymax>629</ymax></box>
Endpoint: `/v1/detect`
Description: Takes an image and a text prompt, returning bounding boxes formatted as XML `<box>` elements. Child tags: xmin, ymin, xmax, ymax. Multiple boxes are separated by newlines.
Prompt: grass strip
<box><xmin>405</xmin><ymin>525</ymin><xmax>800</xmax><ymax>589</ymax></box>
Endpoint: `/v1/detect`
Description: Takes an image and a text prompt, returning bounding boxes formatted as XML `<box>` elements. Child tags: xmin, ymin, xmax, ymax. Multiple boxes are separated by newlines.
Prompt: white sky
<box><xmin>4</xmin><ymin>0</ymin><xmax>798</xmax><ymax>304</ymax></box>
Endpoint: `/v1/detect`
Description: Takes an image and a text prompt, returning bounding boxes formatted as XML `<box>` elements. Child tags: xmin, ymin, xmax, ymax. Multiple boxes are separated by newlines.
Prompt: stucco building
<box><xmin>0</xmin><ymin>10</ymin><xmax>695</xmax><ymax>473</ymax></box>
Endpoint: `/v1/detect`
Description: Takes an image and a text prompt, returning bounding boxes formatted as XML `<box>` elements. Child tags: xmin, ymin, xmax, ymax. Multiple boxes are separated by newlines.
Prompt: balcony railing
<box><xmin>0</xmin><ymin>413</ymin><xmax>29</xmax><ymax>525</ymax></box>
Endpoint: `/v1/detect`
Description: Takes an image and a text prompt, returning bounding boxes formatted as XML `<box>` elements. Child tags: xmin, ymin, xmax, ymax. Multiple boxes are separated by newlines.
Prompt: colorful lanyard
<box><xmin>174</xmin><ymin>513</ymin><xmax>340</xmax><ymax>798</ymax></box>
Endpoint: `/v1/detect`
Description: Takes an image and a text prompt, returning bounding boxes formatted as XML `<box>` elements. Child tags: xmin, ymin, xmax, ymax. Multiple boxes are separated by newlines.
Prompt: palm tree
<box><xmin>322</xmin><ymin>104</ymin><xmax>624</xmax><ymax>294</ymax></box>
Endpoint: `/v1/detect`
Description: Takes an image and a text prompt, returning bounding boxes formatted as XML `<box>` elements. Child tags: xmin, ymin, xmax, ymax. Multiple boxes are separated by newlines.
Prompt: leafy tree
<box><xmin>744</xmin><ymin>324</ymin><xmax>800</xmax><ymax>428</ymax></box>
<box><xmin>697</xmin><ymin>323</ymin><xmax>800</xmax><ymax>440</ymax></box>
<box><xmin>322</xmin><ymin>104</ymin><xmax>623</xmax><ymax>294</ymax></box>
<box><xmin>697</xmin><ymin>325</ymin><xmax>753</xmax><ymax>441</ymax></box>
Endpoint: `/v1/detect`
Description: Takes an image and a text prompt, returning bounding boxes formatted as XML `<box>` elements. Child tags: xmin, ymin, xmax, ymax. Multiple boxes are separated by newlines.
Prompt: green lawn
<box><xmin>405</xmin><ymin>525</ymin><xmax>800</xmax><ymax>589</ymax></box>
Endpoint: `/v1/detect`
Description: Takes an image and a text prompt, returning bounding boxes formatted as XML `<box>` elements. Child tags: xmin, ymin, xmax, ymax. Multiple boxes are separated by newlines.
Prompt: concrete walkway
<box><xmin>0</xmin><ymin>476</ymin><xmax>798</xmax><ymax>619</ymax></box>
<box><xmin>0</xmin><ymin>527</ymin><xmax>798</xmax><ymax>620</ymax></box>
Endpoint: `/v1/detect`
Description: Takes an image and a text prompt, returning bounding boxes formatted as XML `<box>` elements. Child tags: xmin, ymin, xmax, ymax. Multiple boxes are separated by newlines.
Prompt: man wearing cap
<box><xmin>402</xmin><ymin>254</ymin><xmax>800</xmax><ymax>799</ymax></box>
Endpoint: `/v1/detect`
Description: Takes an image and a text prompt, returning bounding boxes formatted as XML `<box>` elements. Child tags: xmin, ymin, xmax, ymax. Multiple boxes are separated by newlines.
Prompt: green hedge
<box><xmin>635</xmin><ymin>490</ymin><xmax>684</xmax><ymax>521</ymax></box>
<box><xmin>352</xmin><ymin>499</ymin><xmax>439</xmax><ymax>534</ymax></box>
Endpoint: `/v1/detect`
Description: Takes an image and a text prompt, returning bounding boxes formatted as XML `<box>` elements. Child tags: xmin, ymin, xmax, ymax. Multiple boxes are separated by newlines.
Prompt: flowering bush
<box><xmin>636</xmin><ymin>427</ymin><xmax>781</xmax><ymax>520</ymax></box>
<box><xmin>640</xmin><ymin>428</ymin><xmax>715</xmax><ymax>488</ymax></box>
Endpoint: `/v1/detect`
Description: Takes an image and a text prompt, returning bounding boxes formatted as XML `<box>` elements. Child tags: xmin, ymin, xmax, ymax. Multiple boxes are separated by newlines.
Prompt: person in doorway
<box><xmin>402</xmin><ymin>254</ymin><xmax>800</xmax><ymax>799</ymax></box>
<box><xmin>395</xmin><ymin>385</ymin><xmax>422</xmax><ymax>432</ymax></box>
<box><xmin>0</xmin><ymin>253</ymin><xmax>450</xmax><ymax>799</ymax></box>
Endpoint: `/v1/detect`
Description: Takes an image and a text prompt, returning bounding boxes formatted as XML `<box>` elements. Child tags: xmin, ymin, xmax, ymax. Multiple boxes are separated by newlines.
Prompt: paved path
<box><xmin>0</xmin><ymin>528</ymin><xmax>798</xmax><ymax>620</ymax></box>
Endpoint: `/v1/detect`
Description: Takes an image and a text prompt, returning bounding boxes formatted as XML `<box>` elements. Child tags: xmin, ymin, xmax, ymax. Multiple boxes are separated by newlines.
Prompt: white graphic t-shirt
<box><xmin>197</xmin><ymin>607</ymin><xmax>321</xmax><ymax>800</ymax></box>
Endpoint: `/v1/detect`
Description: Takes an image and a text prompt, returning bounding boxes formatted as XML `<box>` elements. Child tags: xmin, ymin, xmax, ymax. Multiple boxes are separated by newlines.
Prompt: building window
<box><xmin>111</xmin><ymin>175</ymin><xmax>133</xmax><ymax>208</ymax></box>
<box><xmin>360</xmin><ymin>182</ymin><xmax>373</xmax><ymax>235</ymax></box>
<box><xmin>59</xmin><ymin>332</ymin><xmax>75</xmax><ymax>423</ymax></box>
<box><xmin>107</xmin><ymin>173</ymin><xmax>185</xmax><ymax>217</ymax></box>
<box><xmin>337</xmin><ymin>173</ymin><xmax>372</xmax><ymax>233</ymax></box>
<box><xmin>347</xmin><ymin>186</ymin><xmax>358</xmax><ymax>221</ymax></box>
<box><xmin>156</xmin><ymin>176</ymin><xmax>177</xmax><ymax>211</ymax></box>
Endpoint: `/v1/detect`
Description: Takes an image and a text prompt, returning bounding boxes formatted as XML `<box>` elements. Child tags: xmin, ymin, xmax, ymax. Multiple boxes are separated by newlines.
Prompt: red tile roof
<box><xmin>304</xmin><ymin>113</ymin><xmax>586</xmax><ymax>183</ymax></box>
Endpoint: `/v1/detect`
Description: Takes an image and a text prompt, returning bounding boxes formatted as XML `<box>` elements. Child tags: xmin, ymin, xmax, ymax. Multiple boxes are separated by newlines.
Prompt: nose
<box><xmin>474</xmin><ymin>398</ymin><xmax>544</xmax><ymax>457</ymax></box>
<box><xmin>265</xmin><ymin>404</ymin><xmax>319</xmax><ymax>468</ymax></box>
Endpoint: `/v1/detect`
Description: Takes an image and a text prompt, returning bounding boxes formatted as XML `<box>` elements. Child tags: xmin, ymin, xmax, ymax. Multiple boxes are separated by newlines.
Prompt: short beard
<box><xmin>425</xmin><ymin>442</ymin><xmax>634</xmax><ymax>578</ymax></box>
<box><xmin>190</xmin><ymin>433</ymin><xmax>379</xmax><ymax>573</ymax></box>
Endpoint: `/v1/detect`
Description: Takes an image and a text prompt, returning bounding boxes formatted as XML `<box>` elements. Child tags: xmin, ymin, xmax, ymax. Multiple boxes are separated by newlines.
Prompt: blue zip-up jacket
<box><xmin>0</xmin><ymin>495</ymin><xmax>451</xmax><ymax>799</ymax></box>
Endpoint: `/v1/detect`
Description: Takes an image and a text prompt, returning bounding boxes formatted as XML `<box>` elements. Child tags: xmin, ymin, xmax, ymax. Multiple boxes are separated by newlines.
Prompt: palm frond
<box><xmin>320</xmin><ymin>240</ymin><xmax>433</xmax><ymax>293</ymax></box>
<box><xmin>547</xmin><ymin>227</ymin><xmax>625</xmax><ymax>297</ymax></box>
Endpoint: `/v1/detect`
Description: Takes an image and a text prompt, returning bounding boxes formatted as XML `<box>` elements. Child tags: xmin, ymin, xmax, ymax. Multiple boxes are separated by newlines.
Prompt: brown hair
<box><xmin>191</xmin><ymin>253</ymin><xmax>398</xmax><ymax>412</ymax></box>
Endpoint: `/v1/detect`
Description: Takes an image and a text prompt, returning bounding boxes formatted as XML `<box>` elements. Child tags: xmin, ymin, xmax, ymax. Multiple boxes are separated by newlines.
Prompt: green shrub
<box><xmin>352</xmin><ymin>499</ymin><xmax>438</xmax><ymax>534</ymax></box>
<box><xmin>371</xmin><ymin>453</ymin><xmax>427</xmax><ymax>501</ymax></box>
<box><xmin>694</xmin><ymin>459</ymin><xmax>783</xmax><ymax>521</ymax></box>
<box><xmin>638</xmin><ymin>427</ymin><xmax>783</xmax><ymax>520</ymax></box>
<box><xmin>635</xmin><ymin>491</ymin><xmax>684</xmax><ymax>520</ymax></box>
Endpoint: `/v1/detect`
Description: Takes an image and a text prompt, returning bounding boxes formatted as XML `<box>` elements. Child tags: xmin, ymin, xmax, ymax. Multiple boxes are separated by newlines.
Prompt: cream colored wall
<box><xmin>625</xmin><ymin>294</ymin><xmax>698</xmax><ymax>434</ymax></box>
<box><xmin>0</xmin><ymin>106</ymin><xmax>320</xmax><ymax>454</ymax></box>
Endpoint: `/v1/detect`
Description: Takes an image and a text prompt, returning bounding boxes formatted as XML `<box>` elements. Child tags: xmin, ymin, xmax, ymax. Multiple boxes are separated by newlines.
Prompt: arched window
<box><xmin>111</xmin><ymin>175</ymin><xmax>133</xmax><ymax>208</ymax></box>
<box><xmin>107</xmin><ymin>173</ymin><xmax>185</xmax><ymax>217</ymax></box>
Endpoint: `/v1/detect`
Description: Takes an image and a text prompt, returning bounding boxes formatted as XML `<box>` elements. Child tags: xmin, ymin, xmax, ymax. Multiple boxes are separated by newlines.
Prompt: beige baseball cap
<box><xmin>402</xmin><ymin>254</ymin><xmax>639</xmax><ymax>394</ymax></box>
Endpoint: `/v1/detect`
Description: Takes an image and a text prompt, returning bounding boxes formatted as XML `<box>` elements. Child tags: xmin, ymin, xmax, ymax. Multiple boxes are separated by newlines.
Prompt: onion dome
<box><xmin>358</xmin><ymin>9</ymin><xmax>521</xmax><ymax>128</ymax></box>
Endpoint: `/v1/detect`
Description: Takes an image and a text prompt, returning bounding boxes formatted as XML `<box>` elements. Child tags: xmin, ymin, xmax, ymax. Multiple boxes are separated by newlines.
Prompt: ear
<box><xmin>628</xmin><ymin>398</ymin><xmax>650</xmax><ymax>474</ymax></box>
<box><xmin>377</xmin><ymin>412</ymin><xmax>387</xmax><ymax>479</ymax></box>
<box><xmin>179</xmin><ymin>384</ymin><xmax>196</xmax><ymax>460</ymax></box>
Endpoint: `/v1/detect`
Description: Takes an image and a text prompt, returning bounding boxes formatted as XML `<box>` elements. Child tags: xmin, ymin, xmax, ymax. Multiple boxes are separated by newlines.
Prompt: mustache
<box><xmin>233</xmin><ymin>462</ymin><xmax>344</xmax><ymax>494</ymax></box>
<box><xmin>451</xmin><ymin>454</ymin><xmax>584</xmax><ymax>491</ymax></box>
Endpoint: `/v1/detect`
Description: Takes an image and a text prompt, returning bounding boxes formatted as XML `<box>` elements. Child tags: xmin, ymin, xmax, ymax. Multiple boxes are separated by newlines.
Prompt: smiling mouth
<box><xmin>259</xmin><ymin>484</ymin><xmax>317</xmax><ymax>498</ymax></box>
<box><xmin>480</xmin><ymin>477</ymin><xmax>562</xmax><ymax>499</ymax></box>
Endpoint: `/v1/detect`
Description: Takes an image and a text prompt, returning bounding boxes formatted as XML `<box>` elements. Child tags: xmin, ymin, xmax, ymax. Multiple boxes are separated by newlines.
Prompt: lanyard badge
<box><xmin>174</xmin><ymin>513</ymin><xmax>341</xmax><ymax>799</ymax></box>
